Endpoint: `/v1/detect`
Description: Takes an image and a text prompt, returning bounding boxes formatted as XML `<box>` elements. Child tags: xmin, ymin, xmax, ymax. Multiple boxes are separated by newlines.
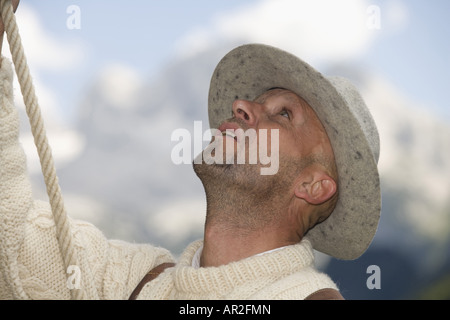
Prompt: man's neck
<box><xmin>200</xmin><ymin>222</ymin><xmax>286</xmax><ymax>267</ymax></box>
<box><xmin>201</xmin><ymin>221</ymin><xmax>297</xmax><ymax>267</ymax></box>
<box><xmin>195</xmin><ymin>165</ymin><xmax>303</xmax><ymax>267</ymax></box>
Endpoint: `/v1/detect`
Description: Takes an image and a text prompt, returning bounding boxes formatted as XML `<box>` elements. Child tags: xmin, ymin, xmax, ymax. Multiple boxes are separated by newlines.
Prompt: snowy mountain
<box><xmin>28</xmin><ymin>46</ymin><xmax>450</xmax><ymax>299</ymax></box>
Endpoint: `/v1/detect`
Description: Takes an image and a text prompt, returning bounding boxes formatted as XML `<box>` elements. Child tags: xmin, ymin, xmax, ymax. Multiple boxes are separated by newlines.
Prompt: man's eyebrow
<box><xmin>253</xmin><ymin>87</ymin><xmax>286</xmax><ymax>103</ymax></box>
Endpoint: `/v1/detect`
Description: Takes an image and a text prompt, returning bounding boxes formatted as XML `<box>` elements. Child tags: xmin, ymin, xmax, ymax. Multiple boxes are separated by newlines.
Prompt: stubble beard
<box><xmin>192</xmin><ymin>152</ymin><xmax>298</xmax><ymax>233</ymax></box>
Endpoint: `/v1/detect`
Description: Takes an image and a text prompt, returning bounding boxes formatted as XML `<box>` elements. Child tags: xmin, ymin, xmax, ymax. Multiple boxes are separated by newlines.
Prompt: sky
<box><xmin>6</xmin><ymin>0</ymin><xmax>450</xmax><ymax>127</ymax></box>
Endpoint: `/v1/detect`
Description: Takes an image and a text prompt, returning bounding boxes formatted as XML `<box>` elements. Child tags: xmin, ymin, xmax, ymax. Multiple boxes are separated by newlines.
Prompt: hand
<box><xmin>0</xmin><ymin>0</ymin><xmax>20</xmax><ymax>55</ymax></box>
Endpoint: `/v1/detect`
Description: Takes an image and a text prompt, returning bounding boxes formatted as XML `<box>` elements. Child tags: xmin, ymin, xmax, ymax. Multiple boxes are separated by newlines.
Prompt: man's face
<box><xmin>195</xmin><ymin>88</ymin><xmax>334</xmax><ymax>190</ymax></box>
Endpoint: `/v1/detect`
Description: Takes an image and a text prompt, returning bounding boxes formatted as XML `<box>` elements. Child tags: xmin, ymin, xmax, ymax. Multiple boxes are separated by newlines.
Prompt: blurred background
<box><xmin>5</xmin><ymin>0</ymin><xmax>449</xmax><ymax>299</ymax></box>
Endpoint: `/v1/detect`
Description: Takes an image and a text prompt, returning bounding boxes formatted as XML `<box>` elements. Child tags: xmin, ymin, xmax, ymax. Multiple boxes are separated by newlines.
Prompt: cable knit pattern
<box><xmin>0</xmin><ymin>57</ymin><xmax>174</xmax><ymax>299</ymax></box>
<box><xmin>137</xmin><ymin>239</ymin><xmax>338</xmax><ymax>300</ymax></box>
<box><xmin>0</xmin><ymin>57</ymin><xmax>32</xmax><ymax>299</ymax></box>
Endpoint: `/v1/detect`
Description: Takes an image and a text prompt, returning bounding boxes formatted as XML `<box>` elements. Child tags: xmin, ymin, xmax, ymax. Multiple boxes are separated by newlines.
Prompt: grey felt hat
<box><xmin>208</xmin><ymin>44</ymin><xmax>381</xmax><ymax>260</ymax></box>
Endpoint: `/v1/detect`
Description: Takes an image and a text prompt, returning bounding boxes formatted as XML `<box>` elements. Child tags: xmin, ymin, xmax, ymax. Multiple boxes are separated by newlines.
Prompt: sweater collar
<box><xmin>191</xmin><ymin>244</ymin><xmax>290</xmax><ymax>269</ymax></box>
<box><xmin>174</xmin><ymin>238</ymin><xmax>315</xmax><ymax>295</ymax></box>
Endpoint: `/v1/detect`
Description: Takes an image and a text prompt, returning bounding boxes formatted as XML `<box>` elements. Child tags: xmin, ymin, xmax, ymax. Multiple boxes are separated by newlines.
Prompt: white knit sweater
<box><xmin>137</xmin><ymin>240</ymin><xmax>338</xmax><ymax>300</ymax></box>
<box><xmin>0</xmin><ymin>57</ymin><xmax>338</xmax><ymax>300</ymax></box>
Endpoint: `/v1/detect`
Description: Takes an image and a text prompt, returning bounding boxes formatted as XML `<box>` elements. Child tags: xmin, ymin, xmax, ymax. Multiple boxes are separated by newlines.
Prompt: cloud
<box><xmin>176</xmin><ymin>0</ymin><xmax>377</xmax><ymax>65</ymax></box>
<box><xmin>94</xmin><ymin>63</ymin><xmax>143</xmax><ymax>110</ymax></box>
<box><xmin>3</xmin><ymin>4</ymin><xmax>87</xmax><ymax>173</ymax></box>
<box><xmin>7</xmin><ymin>4</ymin><xmax>85</xmax><ymax>120</ymax></box>
<box><xmin>147</xmin><ymin>199</ymin><xmax>206</xmax><ymax>248</ymax></box>
<box><xmin>11</xmin><ymin>4</ymin><xmax>85</xmax><ymax>72</ymax></box>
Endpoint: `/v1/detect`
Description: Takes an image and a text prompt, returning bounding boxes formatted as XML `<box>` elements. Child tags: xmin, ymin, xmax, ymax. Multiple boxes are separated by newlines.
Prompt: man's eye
<box><xmin>279</xmin><ymin>109</ymin><xmax>290</xmax><ymax>119</ymax></box>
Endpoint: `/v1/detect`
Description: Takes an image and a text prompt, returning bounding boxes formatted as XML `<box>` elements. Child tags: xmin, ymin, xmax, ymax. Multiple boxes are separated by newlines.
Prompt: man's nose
<box><xmin>232</xmin><ymin>99</ymin><xmax>262</xmax><ymax>126</ymax></box>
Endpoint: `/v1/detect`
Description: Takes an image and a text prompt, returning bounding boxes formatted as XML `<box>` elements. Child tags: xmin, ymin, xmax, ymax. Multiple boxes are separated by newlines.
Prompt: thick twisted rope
<box><xmin>1</xmin><ymin>0</ymin><xmax>95</xmax><ymax>299</ymax></box>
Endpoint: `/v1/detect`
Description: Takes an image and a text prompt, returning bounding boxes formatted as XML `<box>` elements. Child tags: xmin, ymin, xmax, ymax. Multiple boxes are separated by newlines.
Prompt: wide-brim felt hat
<box><xmin>207</xmin><ymin>44</ymin><xmax>381</xmax><ymax>260</ymax></box>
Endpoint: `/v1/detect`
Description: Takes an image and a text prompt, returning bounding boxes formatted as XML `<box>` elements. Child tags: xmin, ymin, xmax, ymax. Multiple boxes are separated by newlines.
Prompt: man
<box><xmin>0</xmin><ymin>2</ymin><xmax>380</xmax><ymax>300</ymax></box>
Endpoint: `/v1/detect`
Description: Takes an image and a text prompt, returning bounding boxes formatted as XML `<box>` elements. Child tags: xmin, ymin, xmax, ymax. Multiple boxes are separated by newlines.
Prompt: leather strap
<box><xmin>304</xmin><ymin>288</ymin><xmax>345</xmax><ymax>300</ymax></box>
<box><xmin>129</xmin><ymin>262</ymin><xmax>175</xmax><ymax>300</ymax></box>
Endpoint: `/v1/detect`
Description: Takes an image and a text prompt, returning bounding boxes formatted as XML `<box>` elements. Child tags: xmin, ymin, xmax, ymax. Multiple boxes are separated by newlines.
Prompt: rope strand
<box><xmin>1</xmin><ymin>0</ymin><xmax>95</xmax><ymax>300</ymax></box>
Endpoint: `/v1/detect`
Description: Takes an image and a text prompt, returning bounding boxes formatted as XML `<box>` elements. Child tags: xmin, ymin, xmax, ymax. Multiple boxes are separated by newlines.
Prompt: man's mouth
<box><xmin>218</xmin><ymin>121</ymin><xmax>243</xmax><ymax>142</ymax></box>
<box><xmin>222</xmin><ymin>130</ymin><xmax>237</xmax><ymax>141</ymax></box>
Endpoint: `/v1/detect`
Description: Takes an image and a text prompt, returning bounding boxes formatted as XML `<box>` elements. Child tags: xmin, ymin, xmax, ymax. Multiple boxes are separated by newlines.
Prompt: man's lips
<box><xmin>218</xmin><ymin>121</ymin><xmax>241</xmax><ymax>141</ymax></box>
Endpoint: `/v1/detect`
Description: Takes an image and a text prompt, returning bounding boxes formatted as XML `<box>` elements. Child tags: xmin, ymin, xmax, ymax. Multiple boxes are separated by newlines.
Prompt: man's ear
<box><xmin>294</xmin><ymin>170</ymin><xmax>337</xmax><ymax>205</ymax></box>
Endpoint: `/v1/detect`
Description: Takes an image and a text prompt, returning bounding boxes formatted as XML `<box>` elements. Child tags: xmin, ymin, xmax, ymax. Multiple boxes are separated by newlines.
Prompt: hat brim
<box><xmin>208</xmin><ymin>44</ymin><xmax>381</xmax><ymax>260</ymax></box>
